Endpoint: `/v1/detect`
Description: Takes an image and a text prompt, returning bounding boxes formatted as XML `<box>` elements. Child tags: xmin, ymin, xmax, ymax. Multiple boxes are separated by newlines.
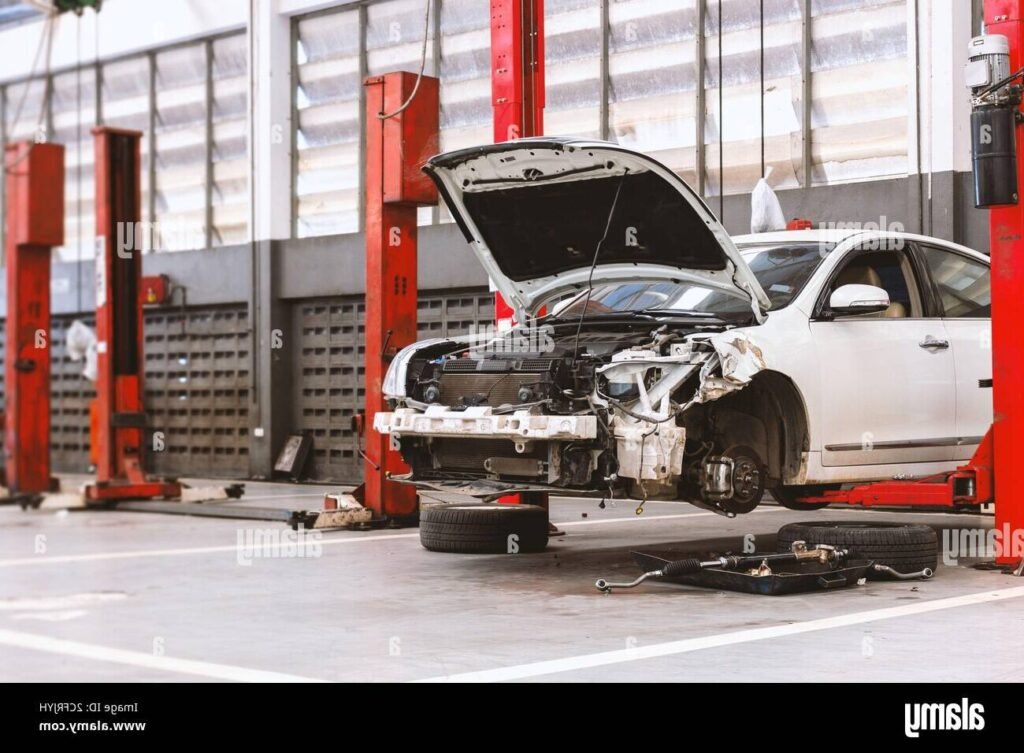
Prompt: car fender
<box><xmin>721</xmin><ymin>306</ymin><xmax>823</xmax><ymax>455</ymax></box>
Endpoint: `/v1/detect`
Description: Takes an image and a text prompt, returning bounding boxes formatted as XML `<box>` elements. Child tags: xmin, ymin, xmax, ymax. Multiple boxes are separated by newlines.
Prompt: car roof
<box><xmin>731</xmin><ymin>229</ymin><xmax>863</xmax><ymax>245</ymax></box>
<box><xmin>732</xmin><ymin>229</ymin><xmax>989</xmax><ymax>263</ymax></box>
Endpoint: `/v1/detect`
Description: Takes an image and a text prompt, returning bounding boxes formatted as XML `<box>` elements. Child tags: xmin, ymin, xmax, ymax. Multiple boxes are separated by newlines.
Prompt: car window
<box><xmin>550</xmin><ymin>242</ymin><xmax>827</xmax><ymax>319</ymax></box>
<box><xmin>918</xmin><ymin>245</ymin><xmax>991</xmax><ymax>318</ymax></box>
<box><xmin>826</xmin><ymin>247</ymin><xmax>922</xmax><ymax>318</ymax></box>
<box><xmin>739</xmin><ymin>243</ymin><xmax>827</xmax><ymax>309</ymax></box>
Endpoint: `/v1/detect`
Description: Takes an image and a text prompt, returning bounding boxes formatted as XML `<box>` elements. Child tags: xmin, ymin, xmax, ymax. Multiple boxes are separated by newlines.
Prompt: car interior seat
<box><xmin>833</xmin><ymin>263</ymin><xmax>907</xmax><ymax>318</ymax></box>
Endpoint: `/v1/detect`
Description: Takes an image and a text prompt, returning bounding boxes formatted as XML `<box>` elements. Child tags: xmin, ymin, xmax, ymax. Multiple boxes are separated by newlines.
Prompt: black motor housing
<box><xmin>972</xmin><ymin>105</ymin><xmax>1019</xmax><ymax>208</ymax></box>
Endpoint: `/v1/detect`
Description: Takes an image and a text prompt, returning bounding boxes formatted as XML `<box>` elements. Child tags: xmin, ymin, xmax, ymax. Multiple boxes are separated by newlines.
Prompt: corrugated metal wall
<box><xmin>0</xmin><ymin>291</ymin><xmax>492</xmax><ymax>482</ymax></box>
<box><xmin>49</xmin><ymin>316</ymin><xmax>97</xmax><ymax>471</ymax></box>
<box><xmin>144</xmin><ymin>305</ymin><xmax>251</xmax><ymax>478</ymax></box>
<box><xmin>0</xmin><ymin>315</ymin><xmax>98</xmax><ymax>472</ymax></box>
<box><xmin>0</xmin><ymin>305</ymin><xmax>250</xmax><ymax>478</ymax></box>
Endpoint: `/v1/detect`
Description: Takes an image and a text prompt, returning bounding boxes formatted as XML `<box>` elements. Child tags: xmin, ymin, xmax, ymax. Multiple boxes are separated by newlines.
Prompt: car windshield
<box><xmin>552</xmin><ymin>242</ymin><xmax>827</xmax><ymax>318</ymax></box>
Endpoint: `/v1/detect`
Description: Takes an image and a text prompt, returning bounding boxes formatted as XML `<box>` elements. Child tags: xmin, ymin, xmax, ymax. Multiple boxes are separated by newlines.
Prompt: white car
<box><xmin>375</xmin><ymin>139</ymin><xmax>992</xmax><ymax>515</ymax></box>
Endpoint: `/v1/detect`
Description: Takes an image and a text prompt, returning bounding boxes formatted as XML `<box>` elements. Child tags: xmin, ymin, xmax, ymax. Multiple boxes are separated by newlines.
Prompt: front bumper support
<box><xmin>373</xmin><ymin>406</ymin><xmax>598</xmax><ymax>441</ymax></box>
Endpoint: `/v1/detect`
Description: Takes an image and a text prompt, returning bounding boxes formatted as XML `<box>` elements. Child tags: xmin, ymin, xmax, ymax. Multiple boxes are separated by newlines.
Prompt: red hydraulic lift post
<box><xmin>984</xmin><ymin>1</ymin><xmax>1024</xmax><ymax>565</ymax></box>
<box><xmin>491</xmin><ymin>0</ymin><xmax>544</xmax><ymax>325</ymax></box>
<box><xmin>361</xmin><ymin>72</ymin><xmax>440</xmax><ymax>522</ymax></box>
<box><xmin>84</xmin><ymin>127</ymin><xmax>180</xmax><ymax>503</ymax></box>
<box><xmin>794</xmin><ymin>3</ymin><xmax>1021</xmax><ymax>567</ymax></box>
<box><xmin>2</xmin><ymin>142</ymin><xmax>63</xmax><ymax>501</ymax></box>
<box><xmin>490</xmin><ymin>0</ymin><xmax>549</xmax><ymax>512</ymax></box>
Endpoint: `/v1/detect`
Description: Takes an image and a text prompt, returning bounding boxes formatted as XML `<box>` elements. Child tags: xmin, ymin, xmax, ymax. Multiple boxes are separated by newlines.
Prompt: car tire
<box><xmin>419</xmin><ymin>503</ymin><xmax>549</xmax><ymax>554</ymax></box>
<box><xmin>771</xmin><ymin>484</ymin><xmax>841</xmax><ymax>511</ymax></box>
<box><xmin>776</xmin><ymin>520</ymin><xmax>938</xmax><ymax>575</ymax></box>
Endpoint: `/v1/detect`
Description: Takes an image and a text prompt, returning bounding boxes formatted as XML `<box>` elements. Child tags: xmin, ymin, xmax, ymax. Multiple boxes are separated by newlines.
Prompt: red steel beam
<box><xmin>491</xmin><ymin>0</ymin><xmax>548</xmax><ymax>511</ymax></box>
<box><xmin>491</xmin><ymin>0</ymin><xmax>545</xmax><ymax>143</ymax></box>
<box><xmin>362</xmin><ymin>72</ymin><xmax>439</xmax><ymax>520</ymax></box>
<box><xmin>3</xmin><ymin>142</ymin><xmax>63</xmax><ymax>497</ymax></box>
<box><xmin>984</xmin><ymin>1</ymin><xmax>1024</xmax><ymax>564</ymax></box>
<box><xmin>84</xmin><ymin>127</ymin><xmax>179</xmax><ymax>502</ymax></box>
<box><xmin>491</xmin><ymin>0</ymin><xmax>544</xmax><ymax>324</ymax></box>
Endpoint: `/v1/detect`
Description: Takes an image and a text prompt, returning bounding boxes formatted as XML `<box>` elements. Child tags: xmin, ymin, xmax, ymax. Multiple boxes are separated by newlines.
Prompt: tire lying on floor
<box><xmin>775</xmin><ymin>521</ymin><xmax>938</xmax><ymax>576</ymax></box>
<box><xmin>419</xmin><ymin>503</ymin><xmax>549</xmax><ymax>554</ymax></box>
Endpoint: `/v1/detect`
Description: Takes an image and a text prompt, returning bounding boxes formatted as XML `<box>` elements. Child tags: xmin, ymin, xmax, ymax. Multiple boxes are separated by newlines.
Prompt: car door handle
<box><xmin>919</xmin><ymin>336</ymin><xmax>950</xmax><ymax>350</ymax></box>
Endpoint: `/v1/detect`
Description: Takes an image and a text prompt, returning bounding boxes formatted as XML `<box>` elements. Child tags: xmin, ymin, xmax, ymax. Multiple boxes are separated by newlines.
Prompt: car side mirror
<box><xmin>828</xmin><ymin>284</ymin><xmax>890</xmax><ymax>316</ymax></box>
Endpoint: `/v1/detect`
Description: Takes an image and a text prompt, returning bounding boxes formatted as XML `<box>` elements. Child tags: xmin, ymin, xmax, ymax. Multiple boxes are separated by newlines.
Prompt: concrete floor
<box><xmin>0</xmin><ymin>476</ymin><xmax>1020</xmax><ymax>682</ymax></box>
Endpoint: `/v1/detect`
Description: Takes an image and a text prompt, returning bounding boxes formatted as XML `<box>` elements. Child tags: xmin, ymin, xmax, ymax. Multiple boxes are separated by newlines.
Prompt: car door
<box><xmin>810</xmin><ymin>240</ymin><xmax>957</xmax><ymax>468</ymax></box>
<box><xmin>915</xmin><ymin>242</ymin><xmax>992</xmax><ymax>461</ymax></box>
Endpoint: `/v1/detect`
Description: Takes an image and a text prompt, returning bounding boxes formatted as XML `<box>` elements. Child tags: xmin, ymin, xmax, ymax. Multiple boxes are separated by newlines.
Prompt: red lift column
<box><xmin>490</xmin><ymin>1</ymin><xmax>550</xmax><ymax>513</ymax></box>
<box><xmin>362</xmin><ymin>72</ymin><xmax>439</xmax><ymax>521</ymax></box>
<box><xmin>84</xmin><ymin>127</ymin><xmax>180</xmax><ymax>503</ymax></box>
<box><xmin>984</xmin><ymin>2</ymin><xmax>1024</xmax><ymax>564</ymax></box>
<box><xmin>491</xmin><ymin>0</ymin><xmax>544</xmax><ymax>325</ymax></box>
<box><xmin>3</xmin><ymin>142</ymin><xmax>63</xmax><ymax>499</ymax></box>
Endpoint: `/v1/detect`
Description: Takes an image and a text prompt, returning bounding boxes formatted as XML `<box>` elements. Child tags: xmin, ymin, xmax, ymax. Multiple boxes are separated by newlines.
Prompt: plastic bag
<box><xmin>750</xmin><ymin>166</ymin><xmax>786</xmax><ymax>233</ymax></box>
<box><xmin>66</xmin><ymin>319</ymin><xmax>98</xmax><ymax>383</ymax></box>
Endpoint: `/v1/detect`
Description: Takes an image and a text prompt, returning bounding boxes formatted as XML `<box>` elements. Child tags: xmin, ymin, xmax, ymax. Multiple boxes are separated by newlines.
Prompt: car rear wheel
<box><xmin>419</xmin><ymin>502</ymin><xmax>549</xmax><ymax>554</ymax></box>
<box><xmin>771</xmin><ymin>484</ymin><xmax>841</xmax><ymax>511</ymax></box>
<box><xmin>776</xmin><ymin>520</ymin><xmax>938</xmax><ymax>575</ymax></box>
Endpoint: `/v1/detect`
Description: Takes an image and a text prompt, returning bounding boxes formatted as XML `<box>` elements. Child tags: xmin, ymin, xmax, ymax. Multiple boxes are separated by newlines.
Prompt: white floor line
<box><xmin>0</xmin><ymin>628</ymin><xmax>325</xmax><ymax>683</ymax></box>
<box><xmin>0</xmin><ymin>508</ymin><xmax>747</xmax><ymax>568</ymax></box>
<box><xmin>0</xmin><ymin>532</ymin><xmax>421</xmax><ymax>568</ymax></box>
<box><xmin>414</xmin><ymin>585</ymin><xmax>1024</xmax><ymax>682</ymax></box>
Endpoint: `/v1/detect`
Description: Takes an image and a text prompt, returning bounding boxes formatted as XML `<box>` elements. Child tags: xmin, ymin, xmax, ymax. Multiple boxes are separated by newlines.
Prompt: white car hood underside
<box><xmin>423</xmin><ymin>139</ymin><xmax>771</xmax><ymax>321</ymax></box>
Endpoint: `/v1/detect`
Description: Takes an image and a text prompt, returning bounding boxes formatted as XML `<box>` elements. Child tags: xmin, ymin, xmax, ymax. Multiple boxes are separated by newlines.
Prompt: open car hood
<box><xmin>423</xmin><ymin>138</ymin><xmax>770</xmax><ymax>321</ymax></box>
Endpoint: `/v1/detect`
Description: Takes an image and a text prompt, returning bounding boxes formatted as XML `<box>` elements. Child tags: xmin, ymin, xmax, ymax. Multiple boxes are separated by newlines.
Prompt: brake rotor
<box><xmin>718</xmin><ymin>444</ymin><xmax>765</xmax><ymax>515</ymax></box>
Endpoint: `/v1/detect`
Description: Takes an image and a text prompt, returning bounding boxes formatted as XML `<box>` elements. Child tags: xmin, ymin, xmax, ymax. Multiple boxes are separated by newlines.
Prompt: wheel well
<box><xmin>691</xmin><ymin>371</ymin><xmax>809</xmax><ymax>485</ymax></box>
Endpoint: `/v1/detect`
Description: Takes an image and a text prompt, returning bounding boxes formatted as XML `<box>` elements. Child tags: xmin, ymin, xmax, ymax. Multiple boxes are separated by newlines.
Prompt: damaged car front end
<box><xmin>376</xmin><ymin>323</ymin><xmax>770</xmax><ymax>514</ymax></box>
<box><xmin>373</xmin><ymin>139</ymin><xmax>788</xmax><ymax>515</ymax></box>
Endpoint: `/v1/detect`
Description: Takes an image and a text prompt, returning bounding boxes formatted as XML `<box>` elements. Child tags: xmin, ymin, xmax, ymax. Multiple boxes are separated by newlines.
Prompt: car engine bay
<box><xmin>374</xmin><ymin>317</ymin><xmax>775</xmax><ymax>515</ymax></box>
